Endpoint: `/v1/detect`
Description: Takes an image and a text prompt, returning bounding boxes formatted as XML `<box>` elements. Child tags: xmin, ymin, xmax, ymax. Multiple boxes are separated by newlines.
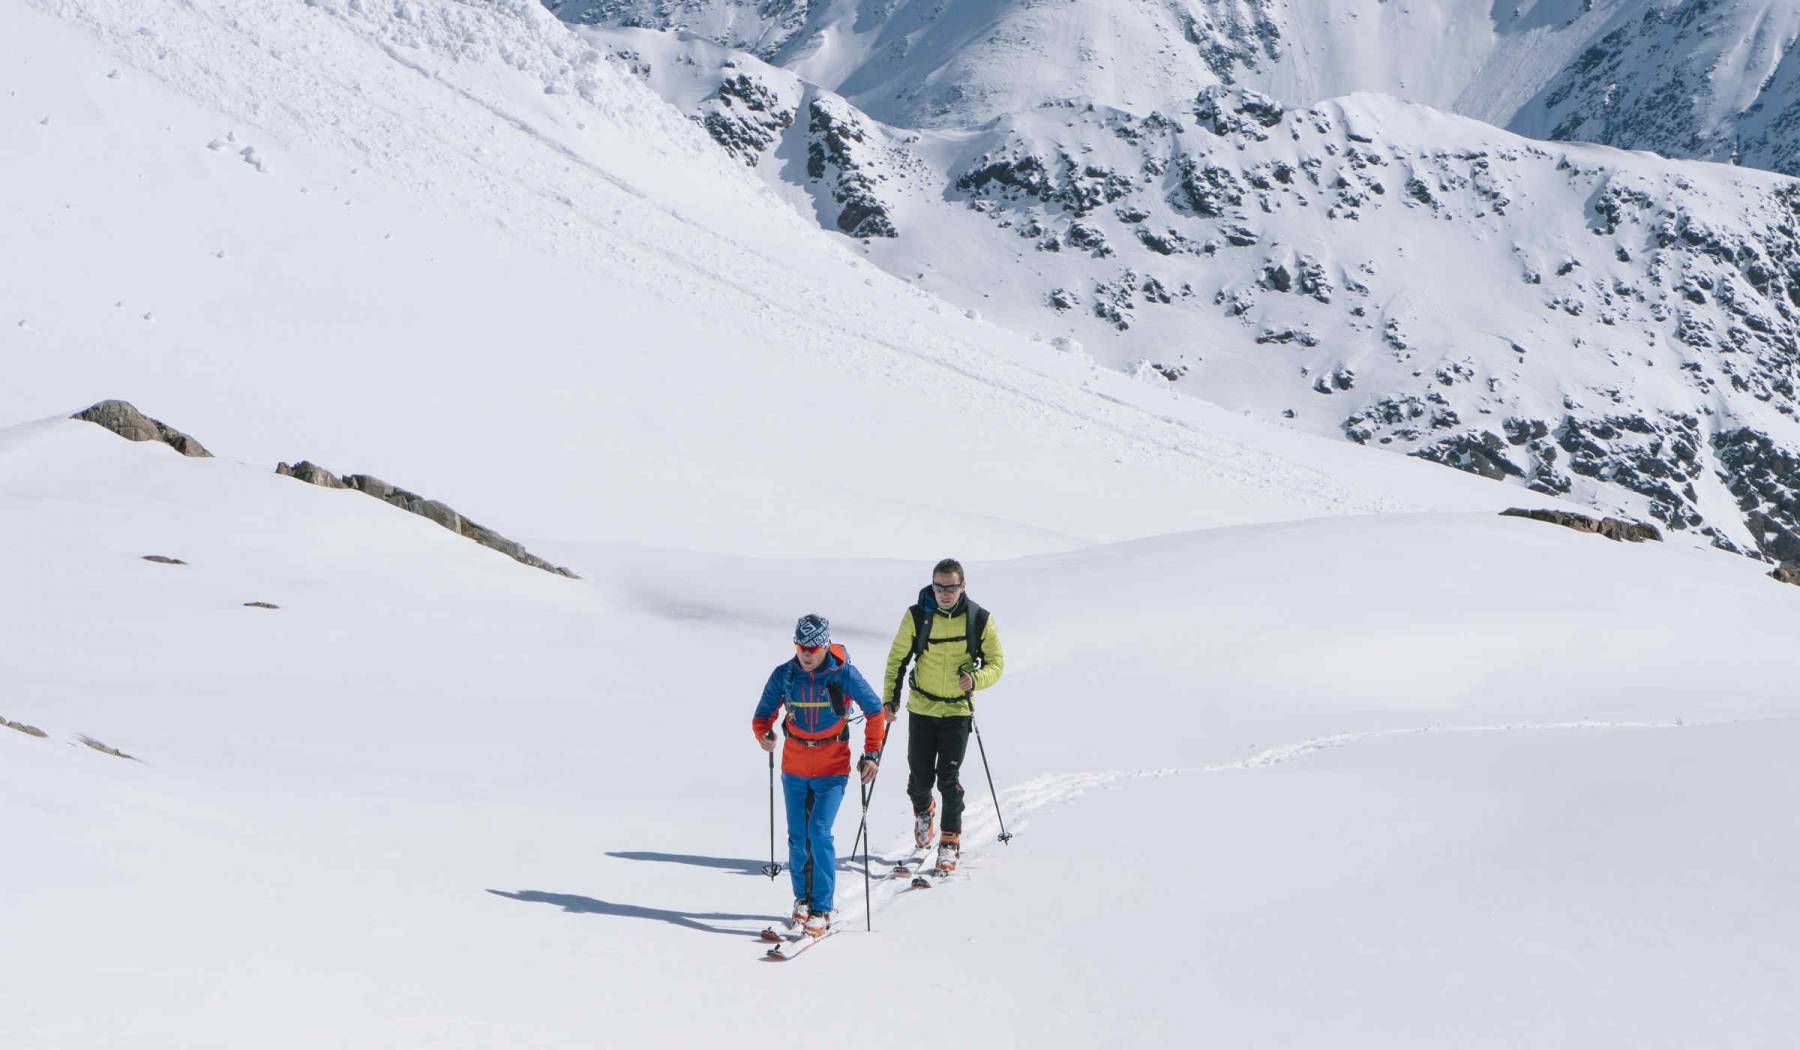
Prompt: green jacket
<box><xmin>883</xmin><ymin>592</ymin><xmax>1005</xmax><ymax>717</ymax></box>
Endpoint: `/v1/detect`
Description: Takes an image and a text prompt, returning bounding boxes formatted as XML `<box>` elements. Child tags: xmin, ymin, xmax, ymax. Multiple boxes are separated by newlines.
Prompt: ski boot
<box><xmin>934</xmin><ymin>832</ymin><xmax>960</xmax><ymax>875</ymax></box>
<box><xmin>913</xmin><ymin>799</ymin><xmax>937</xmax><ymax>850</ymax></box>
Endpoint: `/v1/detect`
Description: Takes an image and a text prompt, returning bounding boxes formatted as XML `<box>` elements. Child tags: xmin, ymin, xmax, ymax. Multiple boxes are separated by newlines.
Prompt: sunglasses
<box><xmin>930</xmin><ymin>582</ymin><xmax>963</xmax><ymax>593</ymax></box>
<box><xmin>795</xmin><ymin>643</ymin><xmax>826</xmax><ymax>655</ymax></box>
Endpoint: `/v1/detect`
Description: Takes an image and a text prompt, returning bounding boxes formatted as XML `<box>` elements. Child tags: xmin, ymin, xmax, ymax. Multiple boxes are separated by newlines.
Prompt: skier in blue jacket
<box><xmin>751</xmin><ymin>614</ymin><xmax>885</xmax><ymax>936</ymax></box>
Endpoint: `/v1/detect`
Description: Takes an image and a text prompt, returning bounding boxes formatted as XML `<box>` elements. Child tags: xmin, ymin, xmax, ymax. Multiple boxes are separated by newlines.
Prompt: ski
<box><xmin>759</xmin><ymin>927</ymin><xmax>783</xmax><ymax>943</ymax></box>
<box><xmin>892</xmin><ymin>849</ymin><xmax>930</xmax><ymax>878</ymax></box>
<box><xmin>762</xmin><ymin>928</ymin><xmax>835</xmax><ymax>961</ymax></box>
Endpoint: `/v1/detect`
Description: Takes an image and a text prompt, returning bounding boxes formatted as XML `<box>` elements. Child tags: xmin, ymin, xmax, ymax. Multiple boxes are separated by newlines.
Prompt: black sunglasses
<box><xmin>931</xmin><ymin>582</ymin><xmax>963</xmax><ymax>593</ymax></box>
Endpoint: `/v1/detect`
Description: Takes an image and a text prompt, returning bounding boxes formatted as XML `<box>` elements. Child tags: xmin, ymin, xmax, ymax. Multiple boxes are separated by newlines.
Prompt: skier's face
<box><xmin>931</xmin><ymin>572</ymin><xmax>964</xmax><ymax>610</ymax></box>
<box><xmin>795</xmin><ymin>643</ymin><xmax>827</xmax><ymax>671</ymax></box>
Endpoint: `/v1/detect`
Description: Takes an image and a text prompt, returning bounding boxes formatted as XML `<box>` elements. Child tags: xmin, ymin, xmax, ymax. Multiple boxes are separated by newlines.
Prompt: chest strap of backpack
<box><xmin>784</xmin><ymin>677</ymin><xmax>850</xmax><ymax>745</ymax></box>
<box><xmin>906</xmin><ymin>670</ymin><xmax>972</xmax><ymax>706</ymax></box>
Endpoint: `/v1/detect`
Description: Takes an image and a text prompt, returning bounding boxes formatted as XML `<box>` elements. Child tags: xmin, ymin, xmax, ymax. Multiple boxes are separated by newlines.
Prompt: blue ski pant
<box><xmin>783</xmin><ymin>772</ymin><xmax>848</xmax><ymax>912</ymax></box>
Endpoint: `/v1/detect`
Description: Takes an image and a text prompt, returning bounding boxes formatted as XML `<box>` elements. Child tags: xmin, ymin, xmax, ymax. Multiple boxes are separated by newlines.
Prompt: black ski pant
<box><xmin>906</xmin><ymin>711</ymin><xmax>972</xmax><ymax>835</ymax></box>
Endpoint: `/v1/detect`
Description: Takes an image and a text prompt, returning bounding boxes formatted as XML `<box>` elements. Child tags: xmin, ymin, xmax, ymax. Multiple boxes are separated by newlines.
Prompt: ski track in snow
<box><xmin>836</xmin><ymin>717</ymin><xmax>1701</xmax><ymax>932</ymax></box>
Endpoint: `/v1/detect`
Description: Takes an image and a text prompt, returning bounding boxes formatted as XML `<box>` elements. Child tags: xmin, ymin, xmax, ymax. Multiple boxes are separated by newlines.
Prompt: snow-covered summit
<box><xmin>556</xmin><ymin>0</ymin><xmax>1800</xmax><ymax>176</ymax></box>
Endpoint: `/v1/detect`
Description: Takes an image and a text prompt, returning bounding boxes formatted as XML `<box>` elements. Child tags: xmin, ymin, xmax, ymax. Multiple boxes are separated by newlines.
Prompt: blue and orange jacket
<box><xmin>752</xmin><ymin>647</ymin><xmax>886</xmax><ymax>778</ymax></box>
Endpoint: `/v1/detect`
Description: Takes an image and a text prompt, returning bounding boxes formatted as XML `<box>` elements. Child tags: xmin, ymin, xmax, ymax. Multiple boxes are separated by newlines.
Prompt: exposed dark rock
<box><xmin>1711</xmin><ymin>427</ymin><xmax>1800</xmax><ymax>564</ymax></box>
<box><xmin>807</xmin><ymin>97</ymin><xmax>898</xmax><ymax>238</ymax></box>
<box><xmin>1066</xmin><ymin>222</ymin><xmax>1110</xmax><ymax>255</ymax></box>
<box><xmin>1502</xmin><ymin>507</ymin><xmax>1664</xmax><ymax>543</ymax></box>
<box><xmin>1135</xmin><ymin>226</ymin><xmax>1189</xmax><ymax>255</ymax></box>
<box><xmin>324</xmin><ymin>472</ymin><xmax>580</xmax><ymax>578</ymax></box>
<box><xmin>142</xmin><ymin>555</ymin><xmax>187</xmax><ymax>565</ymax></box>
<box><xmin>2</xmin><ymin>717</ymin><xmax>47</xmax><ymax>738</ymax></box>
<box><xmin>1504</xmin><ymin>418</ymin><xmax>1549</xmax><ymax>445</ymax></box>
<box><xmin>1256</xmin><ymin>326</ymin><xmax>1316</xmax><ymax>347</ymax></box>
<box><xmin>72</xmin><ymin>400</ymin><xmax>211</xmax><ymax>457</ymax></box>
<box><xmin>79</xmin><ymin>735</ymin><xmax>137</xmax><ymax>760</ymax></box>
<box><xmin>1193</xmin><ymin>86</ymin><xmax>1285</xmax><ymax>139</ymax></box>
<box><xmin>958</xmin><ymin>146</ymin><xmax>1132</xmax><ymax>216</ymax></box>
<box><xmin>698</xmin><ymin>73</ymin><xmax>795</xmax><ymax>165</ymax></box>
<box><xmin>1772</xmin><ymin>563</ymin><xmax>1800</xmax><ymax>586</ymax></box>
<box><xmin>276</xmin><ymin>461</ymin><xmax>347</xmax><ymax>488</ymax></box>
<box><xmin>243</xmin><ymin>601</ymin><xmax>280</xmax><ymax>609</ymax></box>
<box><xmin>1413</xmin><ymin>432</ymin><xmax>1523</xmax><ymax>480</ymax></box>
<box><xmin>1171</xmin><ymin>158</ymin><xmax>1245</xmax><ymax>218</ymax></box>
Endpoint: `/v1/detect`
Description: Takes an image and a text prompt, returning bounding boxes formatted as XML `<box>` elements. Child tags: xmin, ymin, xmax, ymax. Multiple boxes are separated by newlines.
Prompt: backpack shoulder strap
<box><xmin>965</xmin><ymin>600</ymin><xmax>989</xmax><ymax>668</ymax></box>
<box><xmin>910</xmin><ymin>604</ymin><xmax>933</xmax><ymax>659</ymax></box>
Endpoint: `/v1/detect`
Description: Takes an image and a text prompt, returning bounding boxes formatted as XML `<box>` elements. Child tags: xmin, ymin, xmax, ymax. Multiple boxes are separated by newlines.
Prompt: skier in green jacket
<box><xmin>882</xmin><ymin>558</ymin><xmax>1004</xmax><ymax>874</ymax></box>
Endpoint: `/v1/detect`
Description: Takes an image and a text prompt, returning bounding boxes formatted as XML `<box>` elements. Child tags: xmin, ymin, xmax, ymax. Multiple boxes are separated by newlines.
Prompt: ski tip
<box><xmin>910</xmin><ymin>877</ymin><xmax>931</xmax><ymax>889</ymax></box>
<box><xmin>763</xmin><ymin>949</ymin><xmax>789</xmax><ymax>961</ymax></box>
<box><xmin>759</xmin><ymin>929</ymin><xmax>782</xmax><ymax>943</ymax></box>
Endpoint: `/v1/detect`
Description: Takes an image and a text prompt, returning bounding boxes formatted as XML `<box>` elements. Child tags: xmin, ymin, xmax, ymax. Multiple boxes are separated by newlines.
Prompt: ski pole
<box><xmin>761</xmin><ymin>742</ymin><xmax>782</xmax><ymax>879</ymax></box>
<box><xmin>848</xmin><ymin>708</ymin><xmax>898</xmax><ymax>861</ymax></box>
<box><xmin>971</xmin><ymin>715</ymin><xmax>1013</xmax><ymax>844</ymax></box>
<box><xmin>848</xmin><ymin>710</ymin><xmax>899</xmax><ymax>930</ymax></box>
<box><xmin>859</xmin><ymin>780</ymin><xmax>873</xmax><ymax>931</ymax></box>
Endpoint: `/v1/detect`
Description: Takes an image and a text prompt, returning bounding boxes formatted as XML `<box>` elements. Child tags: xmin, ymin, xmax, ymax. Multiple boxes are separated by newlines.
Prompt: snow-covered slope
<box><xmin>6</xmin><ymin>0</ymin><xmax>1537</xmax><ymax>561</ymax></box>
<box><xmin>556</xmin><ymin>0</ymin><xmax>1800</xmax><ymax>176</ymax></box>
<box><xmin>9</xmin><ymin>414</ymin><xmax>1800</xmax><ymax>1047</ymax></box>
<box><xmin>1503</xmin><ymin>1</ymin><xmax>1800</xmax><ymax>177</ymax></box>
<box><xmin>10</xmin><ymin>0</ymin><xmax>1800</xmax><ymax>1045</ymax></box>
<box><xmin>565</xmin><ymin>26</ymin><xmax>1800</xmax><ymax>565</ymax></box>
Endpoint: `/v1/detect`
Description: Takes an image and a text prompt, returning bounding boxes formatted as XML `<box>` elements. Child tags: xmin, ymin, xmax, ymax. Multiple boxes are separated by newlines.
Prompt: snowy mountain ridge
<box><xmin>551</xmin><ymin>0</ymin><xmax>1800</xmax><ymax>176</ymax></box>
<box><xmin>572</xmin><ymin>25</ymin><xmax>1800</xmax><ymax>566</ymax></box>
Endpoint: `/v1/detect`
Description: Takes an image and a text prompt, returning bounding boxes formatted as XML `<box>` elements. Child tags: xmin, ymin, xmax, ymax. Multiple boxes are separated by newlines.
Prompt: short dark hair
<box><xmin>932</xmin><ymin>558</ymin><xmax>964</xmax><ymax>582</ymax></box>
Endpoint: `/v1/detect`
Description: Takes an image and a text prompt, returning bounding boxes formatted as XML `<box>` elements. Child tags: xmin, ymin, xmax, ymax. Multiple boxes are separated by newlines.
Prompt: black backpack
<box><xmin>888</xmin><ymin>593</ymin><xmax>989</xmax><ymax>706</ymax></box>
<box><xmin>910</xmin><ymin>597</ymin><xmax>990</xmax><ymax>668</ymax></box>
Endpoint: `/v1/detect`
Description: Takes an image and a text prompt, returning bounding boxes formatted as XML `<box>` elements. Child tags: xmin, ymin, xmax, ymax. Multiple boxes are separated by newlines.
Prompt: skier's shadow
<box><xmin>605</xmin><ymin>849</ymin><xmax>910</xmax><ymax>876</ymax></box>
<box><xmin>604</xmin><ymin>851</ymin><xmax>770</xmax><ymax>876</ymax></box>
<box><xmin>487</xmin><ymin>889</ymin><xmax>778</xmax><ymax>939</ymax></box>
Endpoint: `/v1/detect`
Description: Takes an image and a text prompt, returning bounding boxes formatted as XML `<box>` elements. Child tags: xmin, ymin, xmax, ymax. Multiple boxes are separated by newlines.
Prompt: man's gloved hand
<box><xmin>759</xmin><ymin>732</ymin><xmax>777</xmax><ymax>753</ymax></box>
<box><xmin>883</xmin><ymin>701</ymin><xmax>901</xmax><ymax>723</ymax></box>
<box><xmin>857</xmin><ymin>753</ymin><xmax>880</xmax><ymax>785</ymax></box>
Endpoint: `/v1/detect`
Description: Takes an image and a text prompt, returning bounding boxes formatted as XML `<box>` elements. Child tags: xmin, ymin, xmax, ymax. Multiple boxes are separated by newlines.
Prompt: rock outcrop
<box><xmin>279</xmin><ymin>464</ymin><xmax>580</xmax><ymax>578</ymax></box>
<box><xmin>79</xmin><ymin>735</ymin><xmax>136</xmax><ymax>760</ymax></box>
<box><xmin>1501</xmin><ymin>507</ymin><xmax>1664</xmax><ymax>543</ymax></box>
<box><xmin>698</xmin><ymin>71</ymin><xmax>797</xmax><ymax>165</ymax></box>
<box><xmin>72</xmin><ymin>400</ymin><xmax>211</xmax><ymax>457</ymax></box>
<box><xmin>275</xmin><ymin>460</ymin><xmax>347</xmax><ymax>488</ymax></box>
<box><xmin>67</xmin><ymin>402</ymin><xmax>575</xmax><ymax>580</ymax></box>
<box><xmin>2</xmin><ymin>716</ymin><xmax>48</xmax><ymax>738</ymax></box>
